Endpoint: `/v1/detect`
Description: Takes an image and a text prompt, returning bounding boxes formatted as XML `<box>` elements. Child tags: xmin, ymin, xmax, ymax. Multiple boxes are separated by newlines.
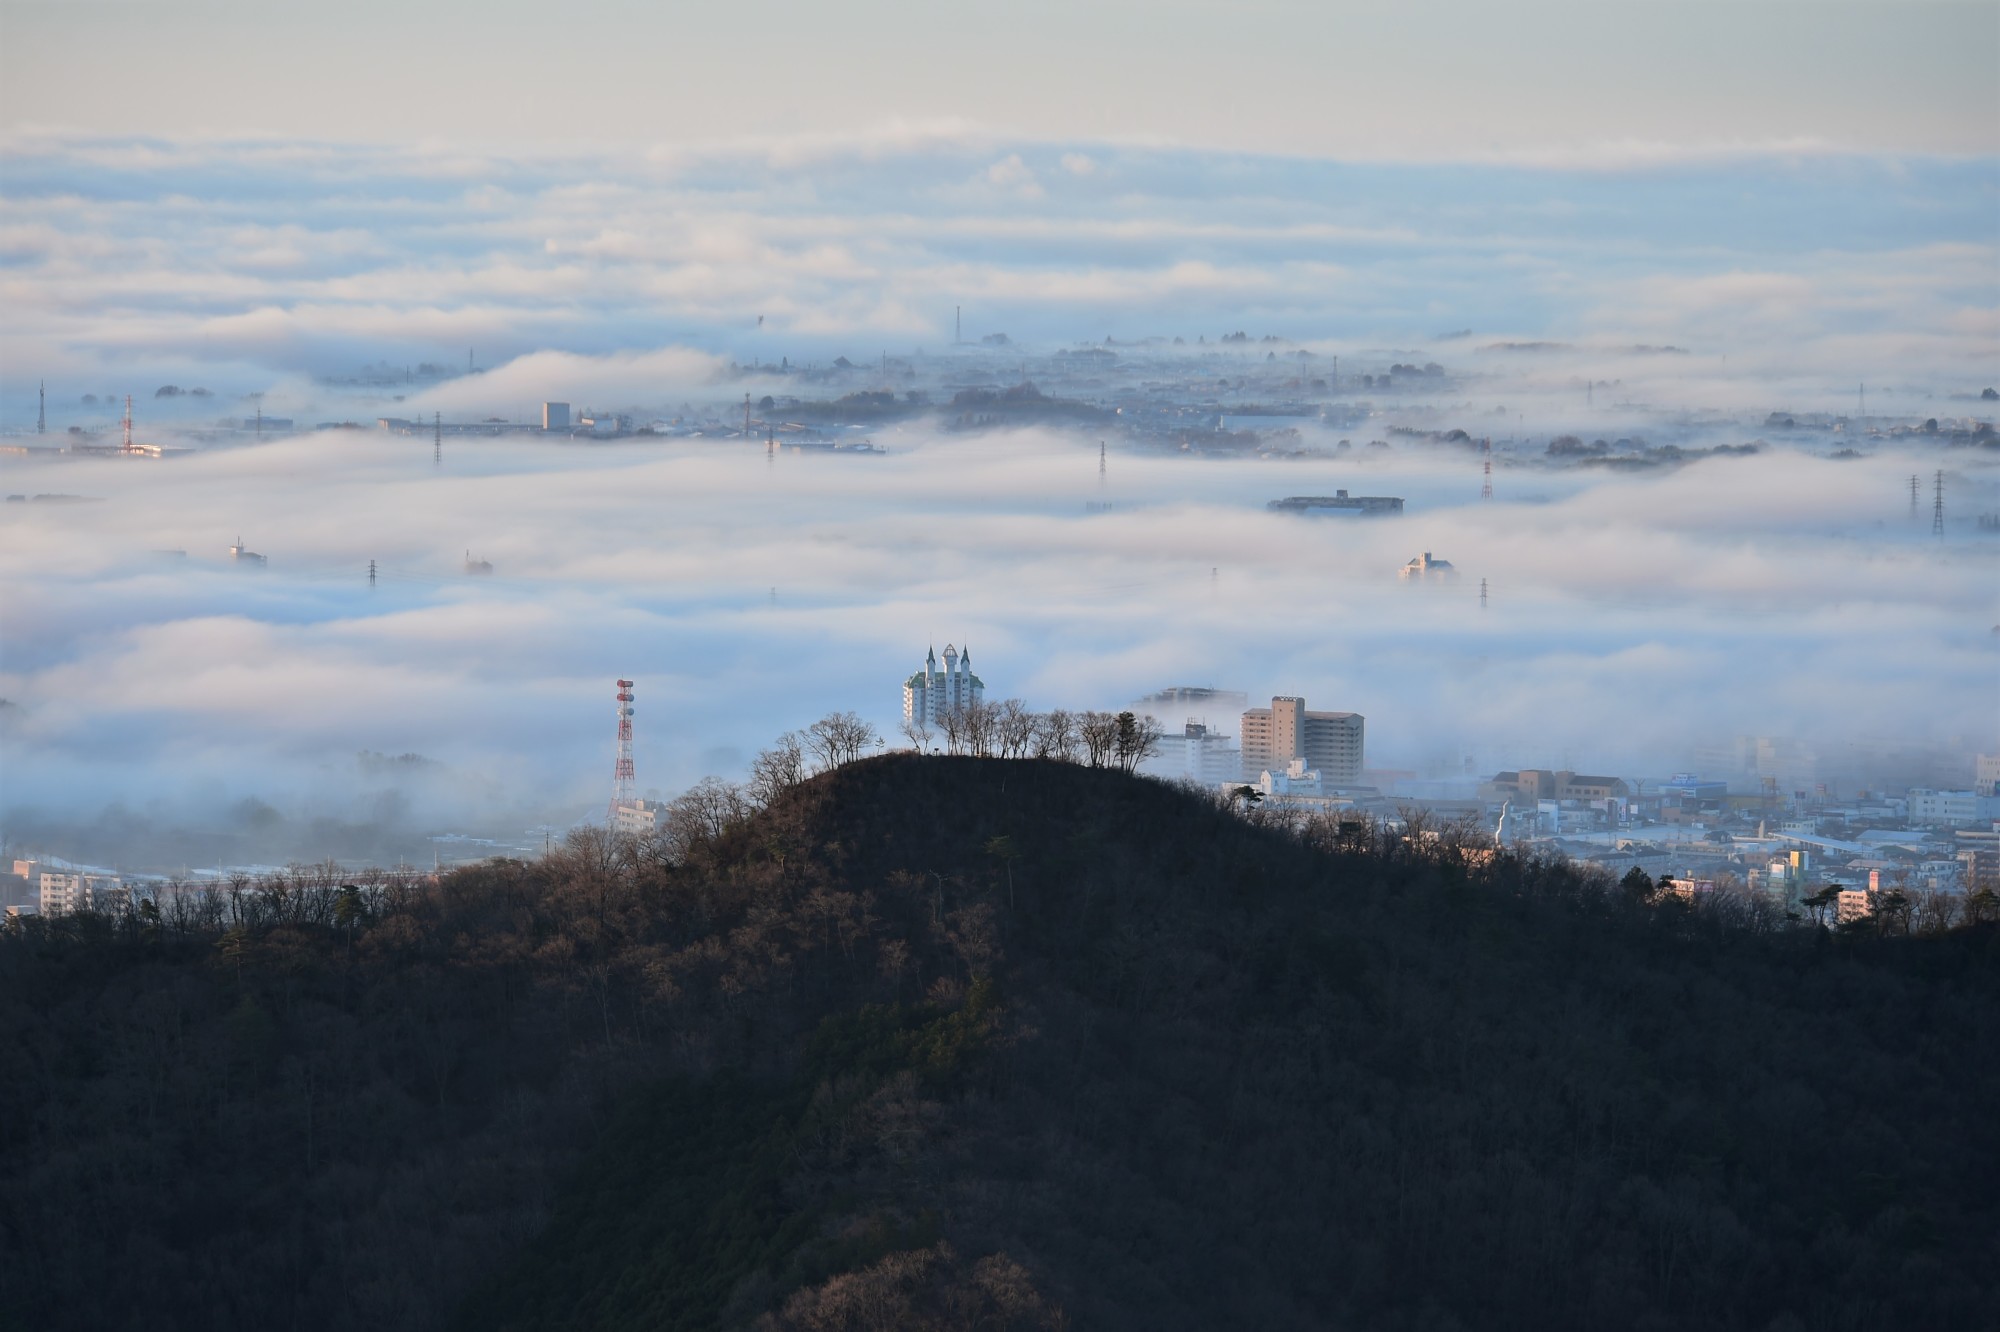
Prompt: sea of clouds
<box><xmin>1</xmin><ymin>131</ymin><xmax>1995</xmax><ymax>859</ymax></box>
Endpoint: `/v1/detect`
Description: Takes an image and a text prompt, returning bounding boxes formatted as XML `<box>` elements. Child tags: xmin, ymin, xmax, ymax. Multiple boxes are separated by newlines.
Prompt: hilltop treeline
<box><xmin>2</xmin><ymin>757</ymin><xmax>1996</xmax><ymax>1331</ymax></box>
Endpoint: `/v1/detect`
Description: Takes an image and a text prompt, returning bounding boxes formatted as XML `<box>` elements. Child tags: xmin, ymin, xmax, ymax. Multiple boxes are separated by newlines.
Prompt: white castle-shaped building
<box><xmin>903</xmin><ymin>644</ymin><xmax>984</xmax><ymax>729</ymax></box>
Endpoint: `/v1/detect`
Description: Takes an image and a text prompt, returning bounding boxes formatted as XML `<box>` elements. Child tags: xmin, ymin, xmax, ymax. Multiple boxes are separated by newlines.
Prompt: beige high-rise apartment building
<box><xmin>1240</xmin><ymin>696</ymin><xmax>1364</xmax><ymax>784</ymax></box>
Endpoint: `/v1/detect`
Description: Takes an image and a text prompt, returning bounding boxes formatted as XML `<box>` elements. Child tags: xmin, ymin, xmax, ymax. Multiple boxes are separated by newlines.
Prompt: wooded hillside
<box><xmin>3</xmin><ymin>756</ymin><xmax>1995</xmax><ymax>1331</ymax></box>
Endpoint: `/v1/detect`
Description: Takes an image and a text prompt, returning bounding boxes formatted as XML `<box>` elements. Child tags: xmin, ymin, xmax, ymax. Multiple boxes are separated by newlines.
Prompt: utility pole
<box><xmin>1933</xmin><ymin>470</ymin><xmax>1945</xmax><ymax>539</ymax></box>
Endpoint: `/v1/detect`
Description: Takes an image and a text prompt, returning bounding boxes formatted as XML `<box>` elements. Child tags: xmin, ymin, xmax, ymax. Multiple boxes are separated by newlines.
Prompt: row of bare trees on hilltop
<box><xmin>901</xmin><ymin>701</ymin><xmax>1163</xmax><ymax>769</ymax></box>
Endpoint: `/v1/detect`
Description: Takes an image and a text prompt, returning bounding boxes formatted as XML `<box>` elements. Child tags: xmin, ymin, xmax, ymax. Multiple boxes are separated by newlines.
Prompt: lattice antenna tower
<box><xmin>1480</xmin><ymin>436</ymin><xmax>1492</xmax><ymax>500</ymax></box>
<box><xmin>1932</xmin><ymin>470</ymin><xmax>1945</xmax><ymax>538</ymax></box>
<box><xmin>610</xmin><ymin>680</ymin><xmax>636</xmax><ymax>814</ymax></box>
<box><xmin>121</xmin><ymin>394</ymin><xmax>134</xmax><ymax>453</ymax></box>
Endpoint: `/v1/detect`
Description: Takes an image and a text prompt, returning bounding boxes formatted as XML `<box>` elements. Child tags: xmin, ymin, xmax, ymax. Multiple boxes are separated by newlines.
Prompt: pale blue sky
<box><xmin>2</xmin><ymin>1</ymin><xmax>1995</xmax><ymax>157</ymax></box>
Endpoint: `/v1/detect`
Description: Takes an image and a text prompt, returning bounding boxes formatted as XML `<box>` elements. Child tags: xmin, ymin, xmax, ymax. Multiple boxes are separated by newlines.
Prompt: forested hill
<box><xmin>3</xmin><ymin>756</ymin><xmax>1996</xmax><ymax>1332</ymax></box>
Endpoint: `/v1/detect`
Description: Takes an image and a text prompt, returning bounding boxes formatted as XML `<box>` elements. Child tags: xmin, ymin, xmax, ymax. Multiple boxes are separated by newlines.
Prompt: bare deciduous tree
<box><xmin>805</xmin><ymin>711</ymin><xmax>880</xmax><ymax>771</ymax></box>
<box><xmin>1112</xmin><ymin>711</ymin><xmax>1163</xmax><ymax>773</ymax></box>
<box><xmin>1033</xmin><ymin>708</ymin><xmax>1079</xmax><ymax>762</ymax></box>
<box><xmin>748</xmin><ymin>732</ymin><xmax>809</xmax><ymax>805</ymax></box>
<box><xmin>994</xmin><ymin>699</ymin><xmax>1037</xmax><ymax>759</ymax></box>
<box><xmin>1078</xmin><ymin>711</ymin><xmax>1119</xmax><ymax>768</ymax></box>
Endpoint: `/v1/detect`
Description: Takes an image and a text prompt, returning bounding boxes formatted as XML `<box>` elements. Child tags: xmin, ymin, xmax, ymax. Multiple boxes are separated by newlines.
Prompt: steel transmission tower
<box><xmin>1910</xmin><ymin>474</ymin><xmax>1919</xmax><ymax>520</ymax></box>
<box><xmin>1479</xmin><ymin>577</ymin><xmax>1488</xmax><ymax>609</ymax></box>
<box><xmin>1932</xmin><ymin>470</ymin><xmax>1945</xmax><ymax>538</ymax></box>
<box><xmin>610</xmin><ymin>680</ymin><xmax>636</xmax><ymax>815</ymax></box>
<box><xmin>37</xmin><ymin>380</ymin><xmax>45</xmax><ymax>434</ymax></box>
<box><xmin>433</xmin><ymin>412</ymin><xmax>441</xmax><ymax>466</ymax></box>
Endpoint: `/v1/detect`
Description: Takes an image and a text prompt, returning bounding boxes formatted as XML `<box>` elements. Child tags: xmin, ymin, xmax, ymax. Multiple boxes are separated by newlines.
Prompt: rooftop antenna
<box><xmin>37</xmin><ymin>380</ymin><xmax>45</xmax><ymax>434</ymax></box>
<box><xmin>1932</xmin><ymin>469</ymin><xmax>1945</xmax><ymax>539</ymax></box>
<box><xmin>610</xmin><ymin>680</ymin><xmax>636</xmax><ymax>817</ymax></box>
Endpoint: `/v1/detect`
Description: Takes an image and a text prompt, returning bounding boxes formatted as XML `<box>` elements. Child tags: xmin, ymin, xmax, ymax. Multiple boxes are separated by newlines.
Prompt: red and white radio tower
<box><xmin>610</xmin><ymin>679</ymin><xmax>636</xmax><ymax>814</ymax></box>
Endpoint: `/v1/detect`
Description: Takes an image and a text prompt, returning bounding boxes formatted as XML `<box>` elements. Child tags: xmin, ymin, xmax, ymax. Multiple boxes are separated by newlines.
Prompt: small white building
<box><xmin>1398</xmin><ymin>551</ymin><xmax>1457</xmax><ymax>582</ymax></box>
<box><xmin>1258</xmin><ymin>758</ymin><xmax>1323</xmax><ymax>797</ymax></box>
<box><xmin>903</xmin><ymin>644</ymin><xmax>984</xmax><ymax>730</ymax></box>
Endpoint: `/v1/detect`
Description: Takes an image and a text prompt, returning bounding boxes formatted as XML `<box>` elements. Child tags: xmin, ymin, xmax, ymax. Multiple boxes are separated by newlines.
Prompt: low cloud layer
<box><xmin>3</xmin><ymin>426</ymin><xmax>1994</xmax><ymax>853</ymax></box>
<box><xmin>3</xmin><ymin>133</ymin><xmax>1995</xmax><ymax>428</ymax></box>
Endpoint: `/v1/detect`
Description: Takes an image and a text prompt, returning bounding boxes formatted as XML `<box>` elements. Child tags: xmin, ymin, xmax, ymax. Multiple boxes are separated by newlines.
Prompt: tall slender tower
<box><xmin>1481</xmin><ymin>458</ymin><xmax>1492</xmax><ymax>500</ymax></box>
<box><xmin>37</xmin><ymin>381</ymin><xmax>45</xmax><ymax>434</ymax></box>
<box><xmin>433</xmin><ymin>411</ymin><xmax>441</xmax><ymax>466</ymax></box>
<box><xmin>1910</xmin><ymin>474</ymin><xmax>1920</xmax><ymax>520</ymax></box>
<box><xmin>1480</xmin><ymin>577</ymin><xmax>1488</xmax><ymax>609</ymax></box>
<box><xmin>121</xmin><ymin>394</ymin><xmax>134</xmax><ymax>453</ymax></box>
<box><xmin>610</xmin><ymin>680</ymin><xmax>636</xmax><ymax>814</ymax></box>
<box><xmin>1932</xmin><ymin>470</ymin><xmax>1945</xmax><ymax>538</ymax></box>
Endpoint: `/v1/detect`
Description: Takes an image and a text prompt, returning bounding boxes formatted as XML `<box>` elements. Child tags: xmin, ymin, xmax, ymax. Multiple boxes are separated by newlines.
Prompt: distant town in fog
<box><xmin>3</xmin><ymin>326</ymin><xmax>1995</xmax><ymax>914</ymax></box>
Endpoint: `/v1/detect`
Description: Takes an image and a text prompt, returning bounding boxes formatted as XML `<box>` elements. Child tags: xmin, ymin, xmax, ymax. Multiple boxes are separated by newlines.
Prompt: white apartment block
<box><xmin>903</xmin><ymin>644</ymin><xmax>984</xmax><ymax>730</ymax></box>
<box><xmin>39</xmin><ymin>872</ymin><xmax>129</xmax><ymax>917</ymax></box>
<box><xmin>1908</xmin><ymin>789</ymin><xmax>2000</xmax><ymax>827</ymax></box>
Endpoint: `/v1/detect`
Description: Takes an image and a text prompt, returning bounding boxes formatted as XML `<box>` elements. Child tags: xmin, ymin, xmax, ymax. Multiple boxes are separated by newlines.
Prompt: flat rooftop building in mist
<box><xmin>1268</xmin><ymin>491</ymin><xmax>1404</xmax><ymax>516</ymax></box>
<box><xmin>1240</xmin><ymin>696</ymin><xmax>1364</xmax><ymax>784</ymax></box>
<box><xmin>542</xmin><ymin>401</ymin><xmax>570</xmax><ymax>431</ymax></box>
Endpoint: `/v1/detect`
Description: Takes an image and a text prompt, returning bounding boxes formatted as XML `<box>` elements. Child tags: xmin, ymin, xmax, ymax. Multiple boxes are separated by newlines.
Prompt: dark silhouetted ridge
<box><xmin>3</xmin><ymin>755</ymin><xmax>1996</xmax><ymax>1332</ymax></box>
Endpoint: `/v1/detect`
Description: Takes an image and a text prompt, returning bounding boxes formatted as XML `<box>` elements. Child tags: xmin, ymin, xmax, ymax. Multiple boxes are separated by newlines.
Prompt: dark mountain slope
<box><xmin>3</xmin><ymin>756</ymin><xmax>1996</xmax><ymax>1332</ymax></box>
